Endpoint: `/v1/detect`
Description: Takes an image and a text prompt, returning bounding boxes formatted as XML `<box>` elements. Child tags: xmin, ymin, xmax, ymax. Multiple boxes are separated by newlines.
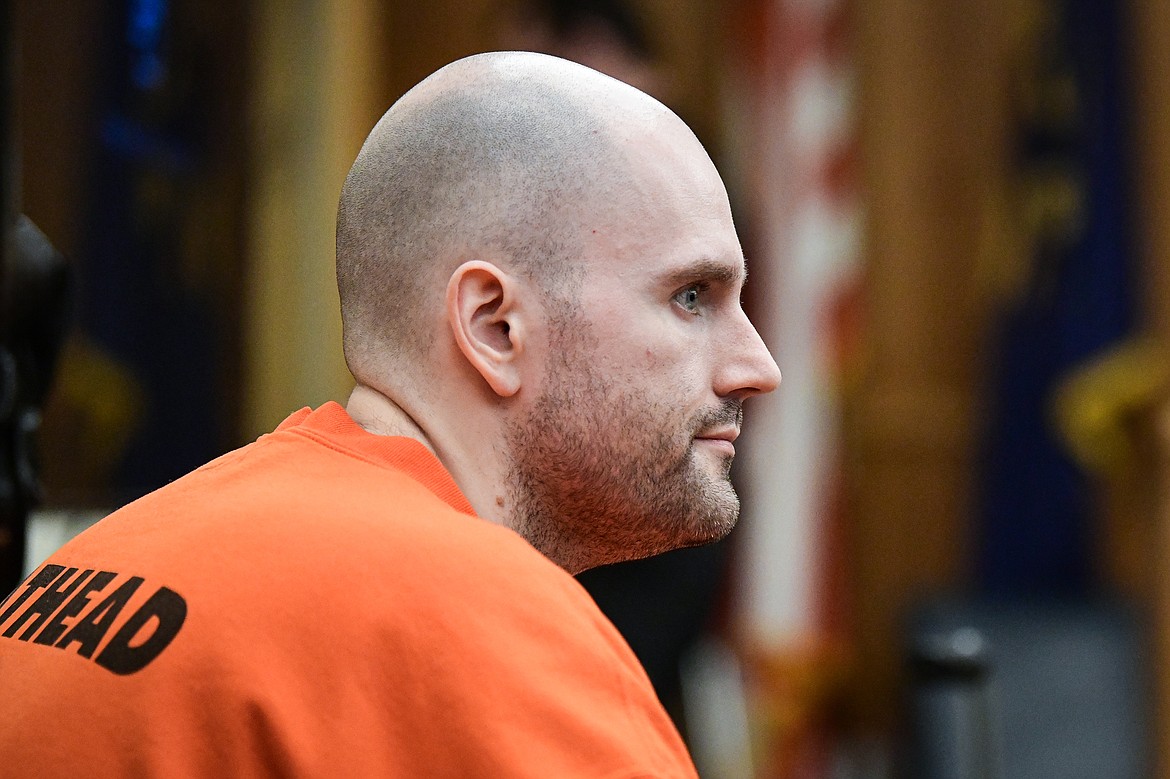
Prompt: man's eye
<box><xmin>673</xmin><ymin>283</ymin><xmax>707</xmax><ymax>314</ymax></box>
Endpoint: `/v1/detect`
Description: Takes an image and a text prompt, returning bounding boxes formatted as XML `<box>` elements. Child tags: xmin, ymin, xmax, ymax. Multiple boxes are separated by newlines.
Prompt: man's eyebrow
<box><xmin>658</xmin><ymin>257</ymin><xmax>748</xmax><ymax>287</ymax></box>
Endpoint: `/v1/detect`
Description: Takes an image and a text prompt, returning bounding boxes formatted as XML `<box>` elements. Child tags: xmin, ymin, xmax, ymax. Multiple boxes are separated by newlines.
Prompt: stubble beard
<box><xmin>504</xmin><ymin>318</ymin><xmax>743</xmax><ymax>573</ymax></box>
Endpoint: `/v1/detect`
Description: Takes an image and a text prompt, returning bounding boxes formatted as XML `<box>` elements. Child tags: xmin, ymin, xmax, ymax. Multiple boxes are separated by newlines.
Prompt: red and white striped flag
<box><xmin>726</xmin><ymin>0</ymin><xmax>862</xmax><ymax>774</ymax></box>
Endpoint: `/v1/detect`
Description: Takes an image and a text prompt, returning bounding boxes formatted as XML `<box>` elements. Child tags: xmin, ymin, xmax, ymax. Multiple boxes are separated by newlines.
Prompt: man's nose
<box><xmin>717</xmin><ymin>310</ymin><xmax>782</xmax><ymax>399</ymax></box>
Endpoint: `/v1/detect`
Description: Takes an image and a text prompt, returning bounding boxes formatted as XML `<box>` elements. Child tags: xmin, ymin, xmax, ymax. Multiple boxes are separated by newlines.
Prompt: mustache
<box><xmin>692</xmin><ymin>400</ymin><xmax>744</xmax><ymax>433</ymax></box>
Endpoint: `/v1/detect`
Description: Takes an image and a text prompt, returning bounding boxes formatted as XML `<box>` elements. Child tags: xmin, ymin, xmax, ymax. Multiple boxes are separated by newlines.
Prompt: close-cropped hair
<box><xmin>336</xmin><ymin>74</ymin><xmax>617</xmax><ymax>373</ymax></box>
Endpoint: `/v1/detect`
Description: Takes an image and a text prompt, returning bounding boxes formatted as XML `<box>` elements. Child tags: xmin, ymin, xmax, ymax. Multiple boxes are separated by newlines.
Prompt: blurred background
<box><xmin>3</xmin><ymin>0</ymin><xmax>1170</xmax><ymax>777</ymax></box>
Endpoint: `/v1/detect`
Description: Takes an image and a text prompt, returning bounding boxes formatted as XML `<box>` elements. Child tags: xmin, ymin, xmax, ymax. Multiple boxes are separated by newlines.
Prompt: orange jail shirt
<box><xmin>0</xmin><ymin>402</ymin><xmax>697</xmax><ymax>778</ymax></box>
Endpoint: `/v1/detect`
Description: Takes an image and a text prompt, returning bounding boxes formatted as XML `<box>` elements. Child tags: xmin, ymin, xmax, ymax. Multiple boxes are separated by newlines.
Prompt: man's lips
<box><xmin>696</xmin><ymin>427</ymin><xmax>739</xmax><ymax>443</ymax></box>
<box><xmin>695</xmin><ymin>428</ymin><xmax>739</xmax><ymax>456</ymax></box>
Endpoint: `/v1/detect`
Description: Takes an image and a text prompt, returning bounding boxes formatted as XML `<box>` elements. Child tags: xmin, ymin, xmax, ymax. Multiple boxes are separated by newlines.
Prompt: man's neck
<box><xmin>345</xmin><ymin>384</ymin><xmax>435</xmax><ymax>451</ymax></box>
<box><xmin>344</xmin><ymin>382</ymin><xmax>520</xmax><ymax>542</ymax></box>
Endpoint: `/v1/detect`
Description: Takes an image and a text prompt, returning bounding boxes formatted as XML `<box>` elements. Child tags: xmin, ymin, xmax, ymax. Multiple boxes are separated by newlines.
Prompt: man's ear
<box><xmin>446</xmin><ymin>260</ymin><xmax>524</xmax><ymax>397</ymax></box>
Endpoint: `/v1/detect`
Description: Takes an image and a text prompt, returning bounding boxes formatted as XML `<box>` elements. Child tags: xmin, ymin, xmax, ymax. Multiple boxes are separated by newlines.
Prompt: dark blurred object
<box><xmin>505</xmin><ymin>0</ymin><xmax>652</xmax><ymax>59</ymax></box>
<box><xmin>904</xmin><ymin>625</ymin><xmax>998</xmax><ymax>779</ymax></box>
<box><xmin>0</xmin><ymin>0</ymin><xmax>71</xmax><ymax>592</ymax></box>
<box><xmin>578</xmin><ymin>540</ymin><xmax>731</xmax><ymax>731</ymax></box>
<box><xmin>903</xmin><ymin>599</ymin><xmax>1148</xmax><ymax>779</ymax></box>
<box><xmin>0</xmin><ymin>219</ymin><xmax>71</xmax><ymax>593</ymax></box>
<box><xmin>0</xmin><ymin>0</ymin><xmax>14</xmax><ymax>592</ymax></box>
<box><xmin>492</xmin><ymin>0</ymin><xmax>666</xmax><ymax>99</ymax></box>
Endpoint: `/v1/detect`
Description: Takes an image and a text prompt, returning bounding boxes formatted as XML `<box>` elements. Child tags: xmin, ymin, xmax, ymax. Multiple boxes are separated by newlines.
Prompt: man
<box><xmin>0</xmin><ymin>52</ymin><xmax>779</xmax><ymax>776</ymax></box>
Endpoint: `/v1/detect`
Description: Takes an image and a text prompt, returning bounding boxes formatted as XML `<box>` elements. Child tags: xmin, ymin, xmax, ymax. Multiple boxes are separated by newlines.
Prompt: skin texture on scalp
<box><xmin>336</xmin><ymin>55</ymin><xmax>645</xmax><ymax>380</ymax></box>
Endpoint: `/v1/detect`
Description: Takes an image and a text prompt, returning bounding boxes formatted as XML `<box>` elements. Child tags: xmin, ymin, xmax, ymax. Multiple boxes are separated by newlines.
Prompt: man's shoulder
<box><xmin>94</xmin><ymin>418</ymin><xmax>462</xmax><ymax>538</ymax></box>
<box><xmin>1</xmin><ymin>429</ymin><xmax>694</xmax><ymax>778</ymax></box>
<box><xmin>58</xmin><ymin>419</ymin><xmax>574</xmax><ymax>625</ymax></box>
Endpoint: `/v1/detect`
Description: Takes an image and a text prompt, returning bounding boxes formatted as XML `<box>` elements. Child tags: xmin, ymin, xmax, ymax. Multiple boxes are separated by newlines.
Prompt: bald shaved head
<box><xmin>336</xmin><ymin>51</ymin><xmax>669</xmax><ymax>383</ymax></box>
<box><xmin>336</xmin><ymin>52</ymin><xmax>781</xmax><ymax>572</ymax></box>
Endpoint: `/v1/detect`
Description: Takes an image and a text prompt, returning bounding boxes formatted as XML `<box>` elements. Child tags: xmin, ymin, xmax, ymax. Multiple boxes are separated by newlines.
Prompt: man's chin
<box><xmin>673</xmin><ymin>513</ymin><xmax>738</xmax><ymax>551</ymax></box>
<box><xmin>674</xmin><ymin>488</ymin><xmax>740</xmax><ymax>548</ymax></box>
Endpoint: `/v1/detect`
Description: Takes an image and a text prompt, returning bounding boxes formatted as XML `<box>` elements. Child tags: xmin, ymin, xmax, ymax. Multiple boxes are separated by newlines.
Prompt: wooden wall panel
<box><xmin>16</xmin><ymin>0</ymin><xmax>102</xmax><ymax>263</ymax></box>
<box><xmin>848</xmin><ymin>0</ymin><xmax>1010</xmax><ymax>731</ymax></box>
<box><xmin>1130</xmin><ymin>3</ymin><xmax>1170</xmax><ymax>332</ymax></box>
<box><xmin>1129</xmin><ymin>0</ymin><xmax>1170</xmax><ymax>771</ymax></box>
<box><xmin>242</xmin><ymin>0</ymin><xmax>387</xmax><ymax>439</ymax></box>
